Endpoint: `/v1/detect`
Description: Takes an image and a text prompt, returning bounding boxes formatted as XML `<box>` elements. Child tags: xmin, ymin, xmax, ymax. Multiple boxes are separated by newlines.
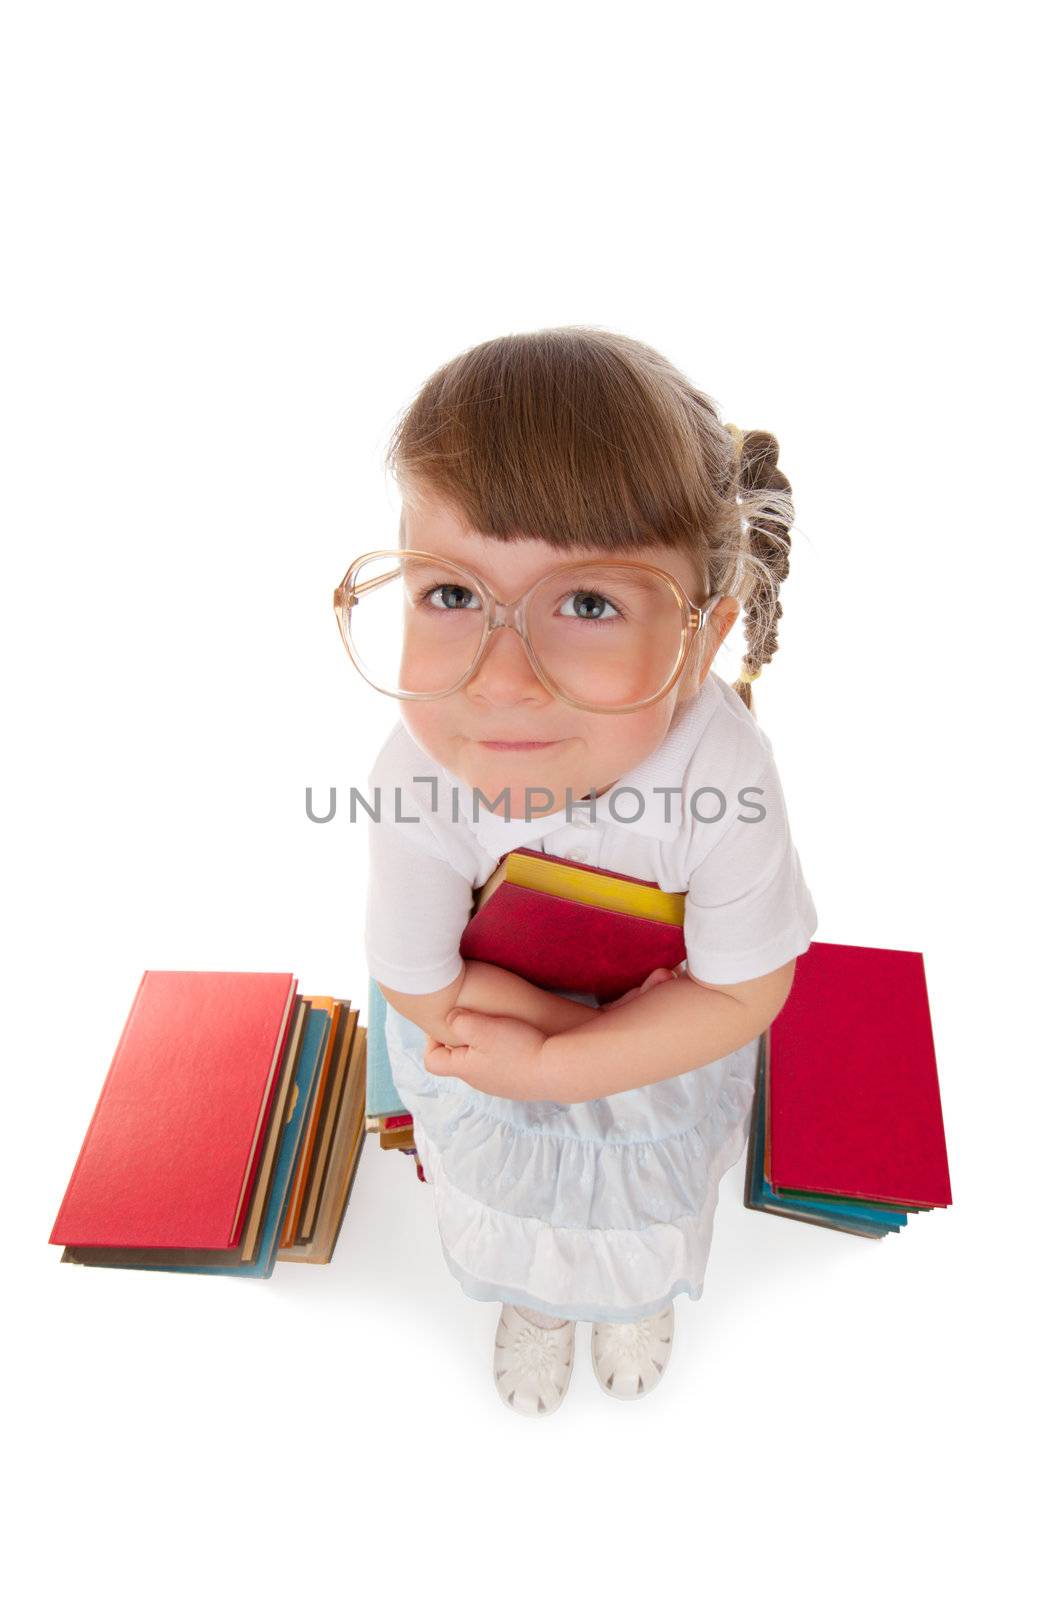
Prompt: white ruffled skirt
<box><xmin>384</xmin><ymin>996</ymin><xmax>761</xmax><ymax>1324</ymax></box>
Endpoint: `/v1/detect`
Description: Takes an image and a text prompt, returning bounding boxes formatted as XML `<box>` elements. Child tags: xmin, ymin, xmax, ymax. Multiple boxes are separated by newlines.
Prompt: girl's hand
<box><xmin>423</xmin><ymin>1009</ymin><xmax>553</xmax><ymax>1101</ymax></box>
<box><xmin>598</xmin><ymin>966</ymin><xmax>679</xmax><ymax>1012</ymax></box>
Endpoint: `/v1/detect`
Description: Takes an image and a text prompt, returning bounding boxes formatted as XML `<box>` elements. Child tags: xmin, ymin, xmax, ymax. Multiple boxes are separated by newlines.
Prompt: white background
<box><xmin>4</xmin><ymin>3</ymin><xmax>1057</xmax><ymax>1596</ymax></box>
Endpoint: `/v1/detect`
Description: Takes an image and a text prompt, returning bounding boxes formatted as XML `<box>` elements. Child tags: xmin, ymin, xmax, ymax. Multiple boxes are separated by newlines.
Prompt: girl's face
<box><xmin>397</xmin><ymin>491</ymin><xmax>738</xmax><ymax>817</ymax></box>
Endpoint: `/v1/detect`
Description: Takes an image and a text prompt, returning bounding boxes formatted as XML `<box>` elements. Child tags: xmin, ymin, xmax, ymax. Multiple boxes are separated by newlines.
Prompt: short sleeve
<box><xmin>682</xmin><ymin>755</ymin><xmax>818</xmax><ymax>985</ymax></box>
<box><xmin>364</xmin><ymin>806</ymin><xmax>474</xmax><ymax>995</ymax></box>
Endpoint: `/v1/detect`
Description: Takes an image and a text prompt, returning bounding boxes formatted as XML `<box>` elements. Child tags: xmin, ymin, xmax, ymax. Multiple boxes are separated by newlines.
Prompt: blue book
<box><xmin>366</xmin><ymin>975</ymin><xmax>407</xmax><ymax>1119</ymax></box>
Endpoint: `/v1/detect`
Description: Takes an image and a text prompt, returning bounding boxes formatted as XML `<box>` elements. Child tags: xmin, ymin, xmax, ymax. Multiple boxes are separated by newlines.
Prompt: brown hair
<box><xmin>384</xmin><ymin>326</ymin><xmax>795</xmax><ymax>715</ymax></box>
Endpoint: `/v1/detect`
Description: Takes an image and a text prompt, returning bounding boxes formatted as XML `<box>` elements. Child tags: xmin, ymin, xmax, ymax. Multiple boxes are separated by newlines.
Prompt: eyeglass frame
<box><xmin>333</xmin><ymin>547</ymin><xmax>726</xmax><ymax>715</ymax></box>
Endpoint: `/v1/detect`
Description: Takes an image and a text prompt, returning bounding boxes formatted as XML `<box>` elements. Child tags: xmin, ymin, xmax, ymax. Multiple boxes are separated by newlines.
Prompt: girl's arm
<box><xmin>540</xmin><ymin>963</ymin><xmax>796</xmax><ymax>1102</ymax></box>
<box><xmin>426</xmin><ymin>962</ymin><xmax>796</xmax><ymax>1103</ymax></box>
<box><xmin>378</xmin><ymin>958</ymin><xmax>601</xmax><ymax>1048</ymax></box>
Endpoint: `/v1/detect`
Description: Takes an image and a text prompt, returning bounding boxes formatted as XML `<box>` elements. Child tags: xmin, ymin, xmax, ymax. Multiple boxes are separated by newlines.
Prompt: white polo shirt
<box><xmin>363</xmin><ymin>671</ymin><xmax>818</xmax><ymax>994</ymax></box>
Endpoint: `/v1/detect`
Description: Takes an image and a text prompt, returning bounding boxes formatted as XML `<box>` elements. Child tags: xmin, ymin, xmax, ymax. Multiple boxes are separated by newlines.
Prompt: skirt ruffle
<box><xmin>384</xmin><ymin>1000</ymin><xmax>760</xmax><ymax>1322</ymax></box>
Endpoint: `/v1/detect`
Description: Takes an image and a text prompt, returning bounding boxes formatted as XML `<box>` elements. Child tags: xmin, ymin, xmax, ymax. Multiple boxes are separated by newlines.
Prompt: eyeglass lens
<box><xmin>340</xmin><ymin>552</ymin><xmax>688</xmax><ymax>708</ymax></box>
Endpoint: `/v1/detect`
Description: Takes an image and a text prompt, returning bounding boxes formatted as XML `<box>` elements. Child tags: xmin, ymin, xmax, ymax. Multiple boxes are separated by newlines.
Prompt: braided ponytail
<box><xmin>723</xmin><ymin>425</ymin><xmax>795</xmax><ymax>715</ymax></box>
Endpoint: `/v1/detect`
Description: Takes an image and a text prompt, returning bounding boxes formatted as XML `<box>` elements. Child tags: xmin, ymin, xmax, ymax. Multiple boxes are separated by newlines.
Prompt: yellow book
<box><xmin>474</xmin><ymin>848</ymin><xmax>685</xmax><ymax>926</ymax></box>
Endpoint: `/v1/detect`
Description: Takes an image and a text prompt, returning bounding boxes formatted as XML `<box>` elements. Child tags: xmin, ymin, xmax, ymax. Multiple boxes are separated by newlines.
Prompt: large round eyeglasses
<box><xmin>333</xmin><ymin>549</ymin><xmax>724</xmax><ymax>714</ymax></box>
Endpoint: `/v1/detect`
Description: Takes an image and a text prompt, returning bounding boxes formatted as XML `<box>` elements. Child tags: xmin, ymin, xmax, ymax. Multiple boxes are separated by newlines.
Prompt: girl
<box><xmin>339</xmin><ymin>326</ymin><xmax>818</xmax><ymax>1417</ymax></box>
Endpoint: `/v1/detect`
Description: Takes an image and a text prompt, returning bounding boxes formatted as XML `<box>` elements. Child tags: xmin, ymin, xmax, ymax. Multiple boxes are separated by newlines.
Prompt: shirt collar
<box><xmin>445</xmin><ymin>674</ymin><xmax>723</xmax><ymax>855</ymax></box>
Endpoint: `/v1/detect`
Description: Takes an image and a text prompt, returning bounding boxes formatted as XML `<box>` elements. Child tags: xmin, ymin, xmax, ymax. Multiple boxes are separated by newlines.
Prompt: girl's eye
<box><xmin>559</xmin><ymin>590</ymin><xmax>623</xmax><ymax>622</ymax></box>
<box><xmin>421</xmin><ymin>583</ymin><xmax>482</xmax><ymax>611</ymax></box>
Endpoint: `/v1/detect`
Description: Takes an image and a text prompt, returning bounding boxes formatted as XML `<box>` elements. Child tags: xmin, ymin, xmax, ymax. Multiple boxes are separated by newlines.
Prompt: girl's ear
<box><xmin>696</xmin><ymin>596</ymin><xmax>740</xmax><ymax>685</ymax></box>
<box><xmin>676</xmin><ymin>597</ymin><xmax>740</xmax><ymax>701</ymax></box>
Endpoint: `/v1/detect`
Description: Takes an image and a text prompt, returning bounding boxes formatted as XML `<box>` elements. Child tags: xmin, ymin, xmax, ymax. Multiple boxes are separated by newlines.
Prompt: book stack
<box><xmin>745</xmin><ymin>941</ymin><xmax>952</xmax><ymax>1236</ymax></box>
<box><xmin>50</xmin><ymin>971</ymin><xmax>368</xmax><ymax>1275</ymax></box>
<box><xmin>459</xmin><ymin>846</ymin><xmax>687</xmax><ymax>1001</ymax></box>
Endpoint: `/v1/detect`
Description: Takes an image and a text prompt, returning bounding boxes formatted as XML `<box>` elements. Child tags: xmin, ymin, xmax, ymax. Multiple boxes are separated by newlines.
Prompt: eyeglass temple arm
<box><xmin>336</xmin><ymin>568</ymin><xmax>399</xmax><ymax>604</ymax></box>
<box><xmin>691</xmin><ymin>593</ymin><xmax>723</xmax><ymax>631</ymax></box>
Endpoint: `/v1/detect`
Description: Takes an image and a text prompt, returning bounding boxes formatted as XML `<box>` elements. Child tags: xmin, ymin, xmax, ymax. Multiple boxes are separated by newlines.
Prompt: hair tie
<box><xmin>737</xmin><ymin>666</ymin><xmax>761</xmax><ymax>684</ymax></box>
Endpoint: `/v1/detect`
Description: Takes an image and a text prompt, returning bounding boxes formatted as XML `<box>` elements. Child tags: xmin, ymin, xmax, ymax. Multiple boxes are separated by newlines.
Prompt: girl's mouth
<box><xmin>477</xmin><ymin>740</ymin><xmax>560</xmax><ymax>751</ymax></box>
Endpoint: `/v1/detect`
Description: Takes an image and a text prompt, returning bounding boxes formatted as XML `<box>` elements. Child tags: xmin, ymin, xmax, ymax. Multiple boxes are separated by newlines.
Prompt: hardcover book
<box><xmin>458</xmin><ymin>847</ymin><xmax>686</xmax><ymax>1003</ymax></box>
<box><xmin>744</xmin><ymin>941</ymin><xmax>952</xmax><ymax>1235</ymax></box>
<box><xmin>50</xmin><ymin>970</ymin><xmax>298</xmax><ymax>1251</ymax></box>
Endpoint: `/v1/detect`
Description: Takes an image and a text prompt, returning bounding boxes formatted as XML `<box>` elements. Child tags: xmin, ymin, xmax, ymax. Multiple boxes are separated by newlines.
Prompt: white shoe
<box><xmin>493</xmin><ymin>1304</ymin><xmax>576</xmax><ymax>1417</ymax></box>
<box><xmin>591</xmin><ymin>1303</ymin><xmax>675</xmax><ymax>1400</ymax></box>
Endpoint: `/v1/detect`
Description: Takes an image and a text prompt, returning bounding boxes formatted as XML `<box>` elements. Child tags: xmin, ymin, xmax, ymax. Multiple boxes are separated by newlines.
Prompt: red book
<box><xmin>458</xmin><ymin>848</ymin><xmax>686</xmax><ymax>1003</ymax></box>
<box><xmin>768</xmin><ymin>942</ymin><xmax>952</xmax><ymax>1209</ymax></box>
<box><xmin>50</xmin><ymin>971</ymin><xmax>298</xmax><ymax>1250</ymax></box>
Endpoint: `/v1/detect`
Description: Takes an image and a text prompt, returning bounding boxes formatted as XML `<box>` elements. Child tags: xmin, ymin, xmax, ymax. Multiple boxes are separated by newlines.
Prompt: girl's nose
<box><xmin>466</xmin><ymin>622</ymin><xmax>552</xmax><ymax>705</ymax></box>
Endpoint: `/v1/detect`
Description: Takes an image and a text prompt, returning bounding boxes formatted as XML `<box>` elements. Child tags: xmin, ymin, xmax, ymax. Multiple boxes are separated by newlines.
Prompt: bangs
<box><xmin>384</xmin><ymin>327</ymin><xmax>737</xmax><ymax>576</ymax></box>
